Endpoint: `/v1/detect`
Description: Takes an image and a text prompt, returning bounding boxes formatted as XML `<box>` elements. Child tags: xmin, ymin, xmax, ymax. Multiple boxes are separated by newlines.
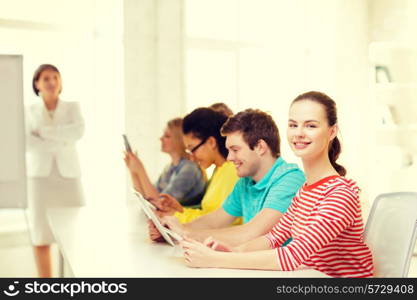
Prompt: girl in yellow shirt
<box><xmin>149</xmin><ymin>107</ymin><xmax>239</xmax><ymax>241</ymax></box>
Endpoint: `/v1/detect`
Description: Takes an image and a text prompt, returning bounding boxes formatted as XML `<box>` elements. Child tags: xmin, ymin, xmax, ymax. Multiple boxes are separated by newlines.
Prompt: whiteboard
<box><xmin>0</xmin><ymin>55</ymin><xmax>27</xmax><ymax>208</ymax></box>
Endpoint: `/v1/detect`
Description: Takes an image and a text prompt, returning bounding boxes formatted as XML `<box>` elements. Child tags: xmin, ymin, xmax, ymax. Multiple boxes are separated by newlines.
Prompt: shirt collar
<box><xmin>250</xmin><ymin>157</ymin><xmax>284</xmax><ymax>190</ymax></box>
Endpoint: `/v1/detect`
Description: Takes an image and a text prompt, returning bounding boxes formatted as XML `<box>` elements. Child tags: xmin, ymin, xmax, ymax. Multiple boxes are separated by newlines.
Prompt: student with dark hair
<box><xmin>124</xmin><ymin>118</ymin><xmax>206</xmax><ymax>206</ymax></box>
<box><xmin>182</xmin><ymin>107</ymin><xmax>230</xmax><ymax>161</ymax></box>
<box><xmin>148</xmin><ymin>108</ymin><xmax>239</xmax><ymax>241</ymax></box>
<box><xmin>161</xmin><ymin>109</ymin><xmax>304</xmax><ymax>246</ymax></box>
<box><xmin>181</xmin><ymin>92</ymin><xmax>374</xmax><ymax>278</ymax></box>
<box><xmin>26</xmin><ymin>64</ymin><xmax>85</xmax><ymax>277</ymax></box>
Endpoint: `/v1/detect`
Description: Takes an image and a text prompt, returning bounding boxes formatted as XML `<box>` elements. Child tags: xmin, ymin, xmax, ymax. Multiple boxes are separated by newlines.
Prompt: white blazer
<box><xmin>25</xmin><ymin>100</ymin><xmax>84</xmax><ymax>178</ymax></box>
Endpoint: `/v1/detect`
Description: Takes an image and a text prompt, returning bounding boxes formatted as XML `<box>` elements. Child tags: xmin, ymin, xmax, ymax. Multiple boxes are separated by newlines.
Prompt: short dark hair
<box><xmin>182</xmin><ymin>107</ymin><xmax>229</xmax><ymax>159</ymax></box>
<box><xmin>32</xmin><ymin>64</ymin><xmax>61</xmax><ymax>96</ymax></box>
<box><xmin>221</xmin><ymin>109</ymin><xmax>280</xmax><ymax>157</ymax></box>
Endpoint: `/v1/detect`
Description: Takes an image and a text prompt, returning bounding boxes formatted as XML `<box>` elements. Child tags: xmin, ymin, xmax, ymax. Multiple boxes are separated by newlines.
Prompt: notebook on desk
<box><xmin>132</xmin><ymin>189</ymin><xmax>183</xmax><ymax>247</ymax></box>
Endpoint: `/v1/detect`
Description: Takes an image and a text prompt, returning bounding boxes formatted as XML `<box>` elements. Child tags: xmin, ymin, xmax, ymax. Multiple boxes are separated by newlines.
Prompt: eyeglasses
<box><xmin>185</xmin><ymin>138</ymin><xmax>207</xmax><ymax>155</ymax></box>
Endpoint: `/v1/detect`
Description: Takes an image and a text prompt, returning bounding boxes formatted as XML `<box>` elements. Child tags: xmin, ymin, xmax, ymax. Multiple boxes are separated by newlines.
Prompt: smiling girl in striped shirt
<box><xmin>180</xmin><ymin>91</ymin><xmax>374</xmax><ymax>278</ymax></box>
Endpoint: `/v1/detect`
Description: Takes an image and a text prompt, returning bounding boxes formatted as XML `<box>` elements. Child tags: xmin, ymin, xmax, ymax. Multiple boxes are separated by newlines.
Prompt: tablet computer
<box><xmin>122</xmin><ymin>134</ymin><xmax>132</xmax><ymax>152</ymax></box>
<box><xmin>132</xmin><ymin>189</ymin><xmax>157</xmax><ymax>210</ymax></box>
<box><xmin>133</xmin><ymin>190</ymin><xmax>183</xmax><ymax>246</ymax></box>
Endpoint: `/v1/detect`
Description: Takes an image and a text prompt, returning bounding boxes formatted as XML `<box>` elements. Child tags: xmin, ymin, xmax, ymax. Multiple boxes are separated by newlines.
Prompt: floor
<box><xmin>0</xmin><ymin>209</ymin><xmax>60</xmax><ymax>277</ymax></box>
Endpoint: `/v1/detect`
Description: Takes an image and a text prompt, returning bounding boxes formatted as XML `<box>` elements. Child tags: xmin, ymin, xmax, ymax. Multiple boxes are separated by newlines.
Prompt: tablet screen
<box><xmin>133</xmin><ymin>191</ymin><xmax>182</xmax><ymax>246</ymax></box>
<box><xmin>122</xmin><ymin>134</ymin><xmax>132</xmax><ymax>152</ymax></box>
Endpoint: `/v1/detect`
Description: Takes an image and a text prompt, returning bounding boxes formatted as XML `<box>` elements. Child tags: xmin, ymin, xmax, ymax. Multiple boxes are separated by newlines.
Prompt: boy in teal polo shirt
<box><xmin>162</xmin><ymin>109</ymin><xmax>305</xmax><ymax>246</ymax></box>
<box><xmin>222</xmin><ymin>156</ymin><xmax>303</xmax><ymax>224</ymax></box>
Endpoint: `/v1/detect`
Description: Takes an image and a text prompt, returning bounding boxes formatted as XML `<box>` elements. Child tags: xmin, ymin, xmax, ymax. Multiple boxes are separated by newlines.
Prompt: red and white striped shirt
<box><xmin>265</xmin><ymin>175</ymin><xmax>374</xmax><ymax>278</ymax></box>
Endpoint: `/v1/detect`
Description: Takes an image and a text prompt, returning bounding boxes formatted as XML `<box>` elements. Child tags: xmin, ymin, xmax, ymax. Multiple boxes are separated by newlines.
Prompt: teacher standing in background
<box><xmin>26</xmin><ymin>64</ymin><xmax>85</xmax><ymax>277</ymax></box>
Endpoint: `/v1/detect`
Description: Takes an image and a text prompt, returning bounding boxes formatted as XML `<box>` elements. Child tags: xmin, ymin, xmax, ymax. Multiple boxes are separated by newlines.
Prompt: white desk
<box><xmin>47</xmin><ymin>204</ymin><xmax>328</xmax><ymax>277</ymax></box>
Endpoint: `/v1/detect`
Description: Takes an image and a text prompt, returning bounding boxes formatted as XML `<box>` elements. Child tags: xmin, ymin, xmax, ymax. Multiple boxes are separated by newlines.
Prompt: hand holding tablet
<box><xmin>133</xmin><ymin>190</ymin><xmax>183</xmax><ymax>246</ymax></box>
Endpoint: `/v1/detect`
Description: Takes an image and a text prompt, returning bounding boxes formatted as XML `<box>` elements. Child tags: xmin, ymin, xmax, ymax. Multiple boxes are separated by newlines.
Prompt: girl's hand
<box><xmin>31</xmin><ymin>130</ymin><xmax>41</xmax><ymax>138</ymax></box>
<box><xmin>203</xmin><ymin>236</ymin><xmax>234</xmax><ymax>252</ymax></box>
<box><xmin>180</xmin><ymin>237</ymin><xmax>222</xmax><ymax>268</ymax></box>
<box><xmin>147</xmin><ymin>220</ymin><xmax>165</xmax><ymax>243</ymax></box>
<box><xmin>161</xmin><ymin>215</ymin><xmax>185</xmax><ymax>236</ymax></box>
<box><xmin>123</xmin><ymin>151</ymin><xmax>143</xmax><ymax>173</ymax></box>
<box><xmin>153</xmin><ymin>193</ymin><xmax>183</xmax><ymax>216</ymax></box>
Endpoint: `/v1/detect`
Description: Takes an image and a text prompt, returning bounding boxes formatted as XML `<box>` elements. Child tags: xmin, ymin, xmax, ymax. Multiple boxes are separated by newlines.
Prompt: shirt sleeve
<box><xmin>221</xmin><ymin>179</ymin><xmax>243</xmax><ymax>217</ymax></box>
<box><xmin>272</xmin><ymin>188</ymin><xmax>358</xmax><ymax>271</ymax></box>
<box><xmin>265</xmin><ymin>198</ymin><xmax>297</xmax><ymax>248</ymax></box>
<box><xmin>161</xmin><ymin>162</ymin><xmax>202</xmax><ymax>203</ymax></box>
<box><xmin>263</xmin><ymin>169</ymin><xmax>305</xmax><ymax>213</ymax></box>
<box><xmin>25</xmin><ymin>106</ymin><xmax>67</xmax><ymax>152</ymax></box>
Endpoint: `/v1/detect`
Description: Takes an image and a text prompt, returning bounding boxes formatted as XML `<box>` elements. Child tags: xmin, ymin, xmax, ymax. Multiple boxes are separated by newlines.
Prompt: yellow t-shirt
<box><xmin>175</xmin><ymin>161</ymin><xmax>239</xmax><ymax>224</ymax></box>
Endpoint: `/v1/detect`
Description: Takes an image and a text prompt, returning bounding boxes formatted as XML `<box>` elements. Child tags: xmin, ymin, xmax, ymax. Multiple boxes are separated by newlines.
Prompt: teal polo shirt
<box><xmin>222</xmin><ymin>157</ymin><xmax>305</xmax><ymax>223</ymax></box>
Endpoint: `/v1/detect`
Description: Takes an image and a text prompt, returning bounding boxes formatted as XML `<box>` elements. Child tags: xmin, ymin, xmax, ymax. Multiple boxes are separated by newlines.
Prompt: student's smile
<box><xmin>292</xmin><ymin>140</ymin><xmax>312</xmax><ymax>150</ymax></box>
<box><xmin>233</xmin><ymin>161</ymin><xmax>243</xmax><ymax>170</ymax></box>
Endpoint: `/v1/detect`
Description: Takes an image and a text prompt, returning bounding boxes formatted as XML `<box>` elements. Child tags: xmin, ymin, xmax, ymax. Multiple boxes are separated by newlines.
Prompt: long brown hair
<box><xmin>292</xmin><ymin>91</ymin><xmax>346</xmax><ymax>176</ymax></box>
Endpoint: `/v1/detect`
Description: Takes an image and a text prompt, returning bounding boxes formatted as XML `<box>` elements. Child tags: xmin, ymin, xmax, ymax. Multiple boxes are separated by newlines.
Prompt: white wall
<box><xmin>124</xmin><ymin>0</ymin><xmax>185</xmax><ymax>194</ymax></box>
<box><xmin>183</xmin><ymin>0</ymin><xmax>371</xmax><ymax>203</ymax></box>
<box><xmin>330</xmin><ymin>0</ymin><xmax>370</xmax><ymax>204</ymax></box>
<box><xmin>0</xmin><ymin>0</ymin><xmax>125</xmax><ymax>207</ymax></box>
<box><xmin>369</xmin><ymin>0</ymin><xmax>417</xmax><ymax>43</ymax></box>
<box><xmin>367</xmin><ymin>0</ymin><xmax>417</xmax><ymax>202</ymax></box>
<box><xmin>3</xmin><ymin>0</ymin><xmax>410</xmax><ymax>210</ymax></box>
